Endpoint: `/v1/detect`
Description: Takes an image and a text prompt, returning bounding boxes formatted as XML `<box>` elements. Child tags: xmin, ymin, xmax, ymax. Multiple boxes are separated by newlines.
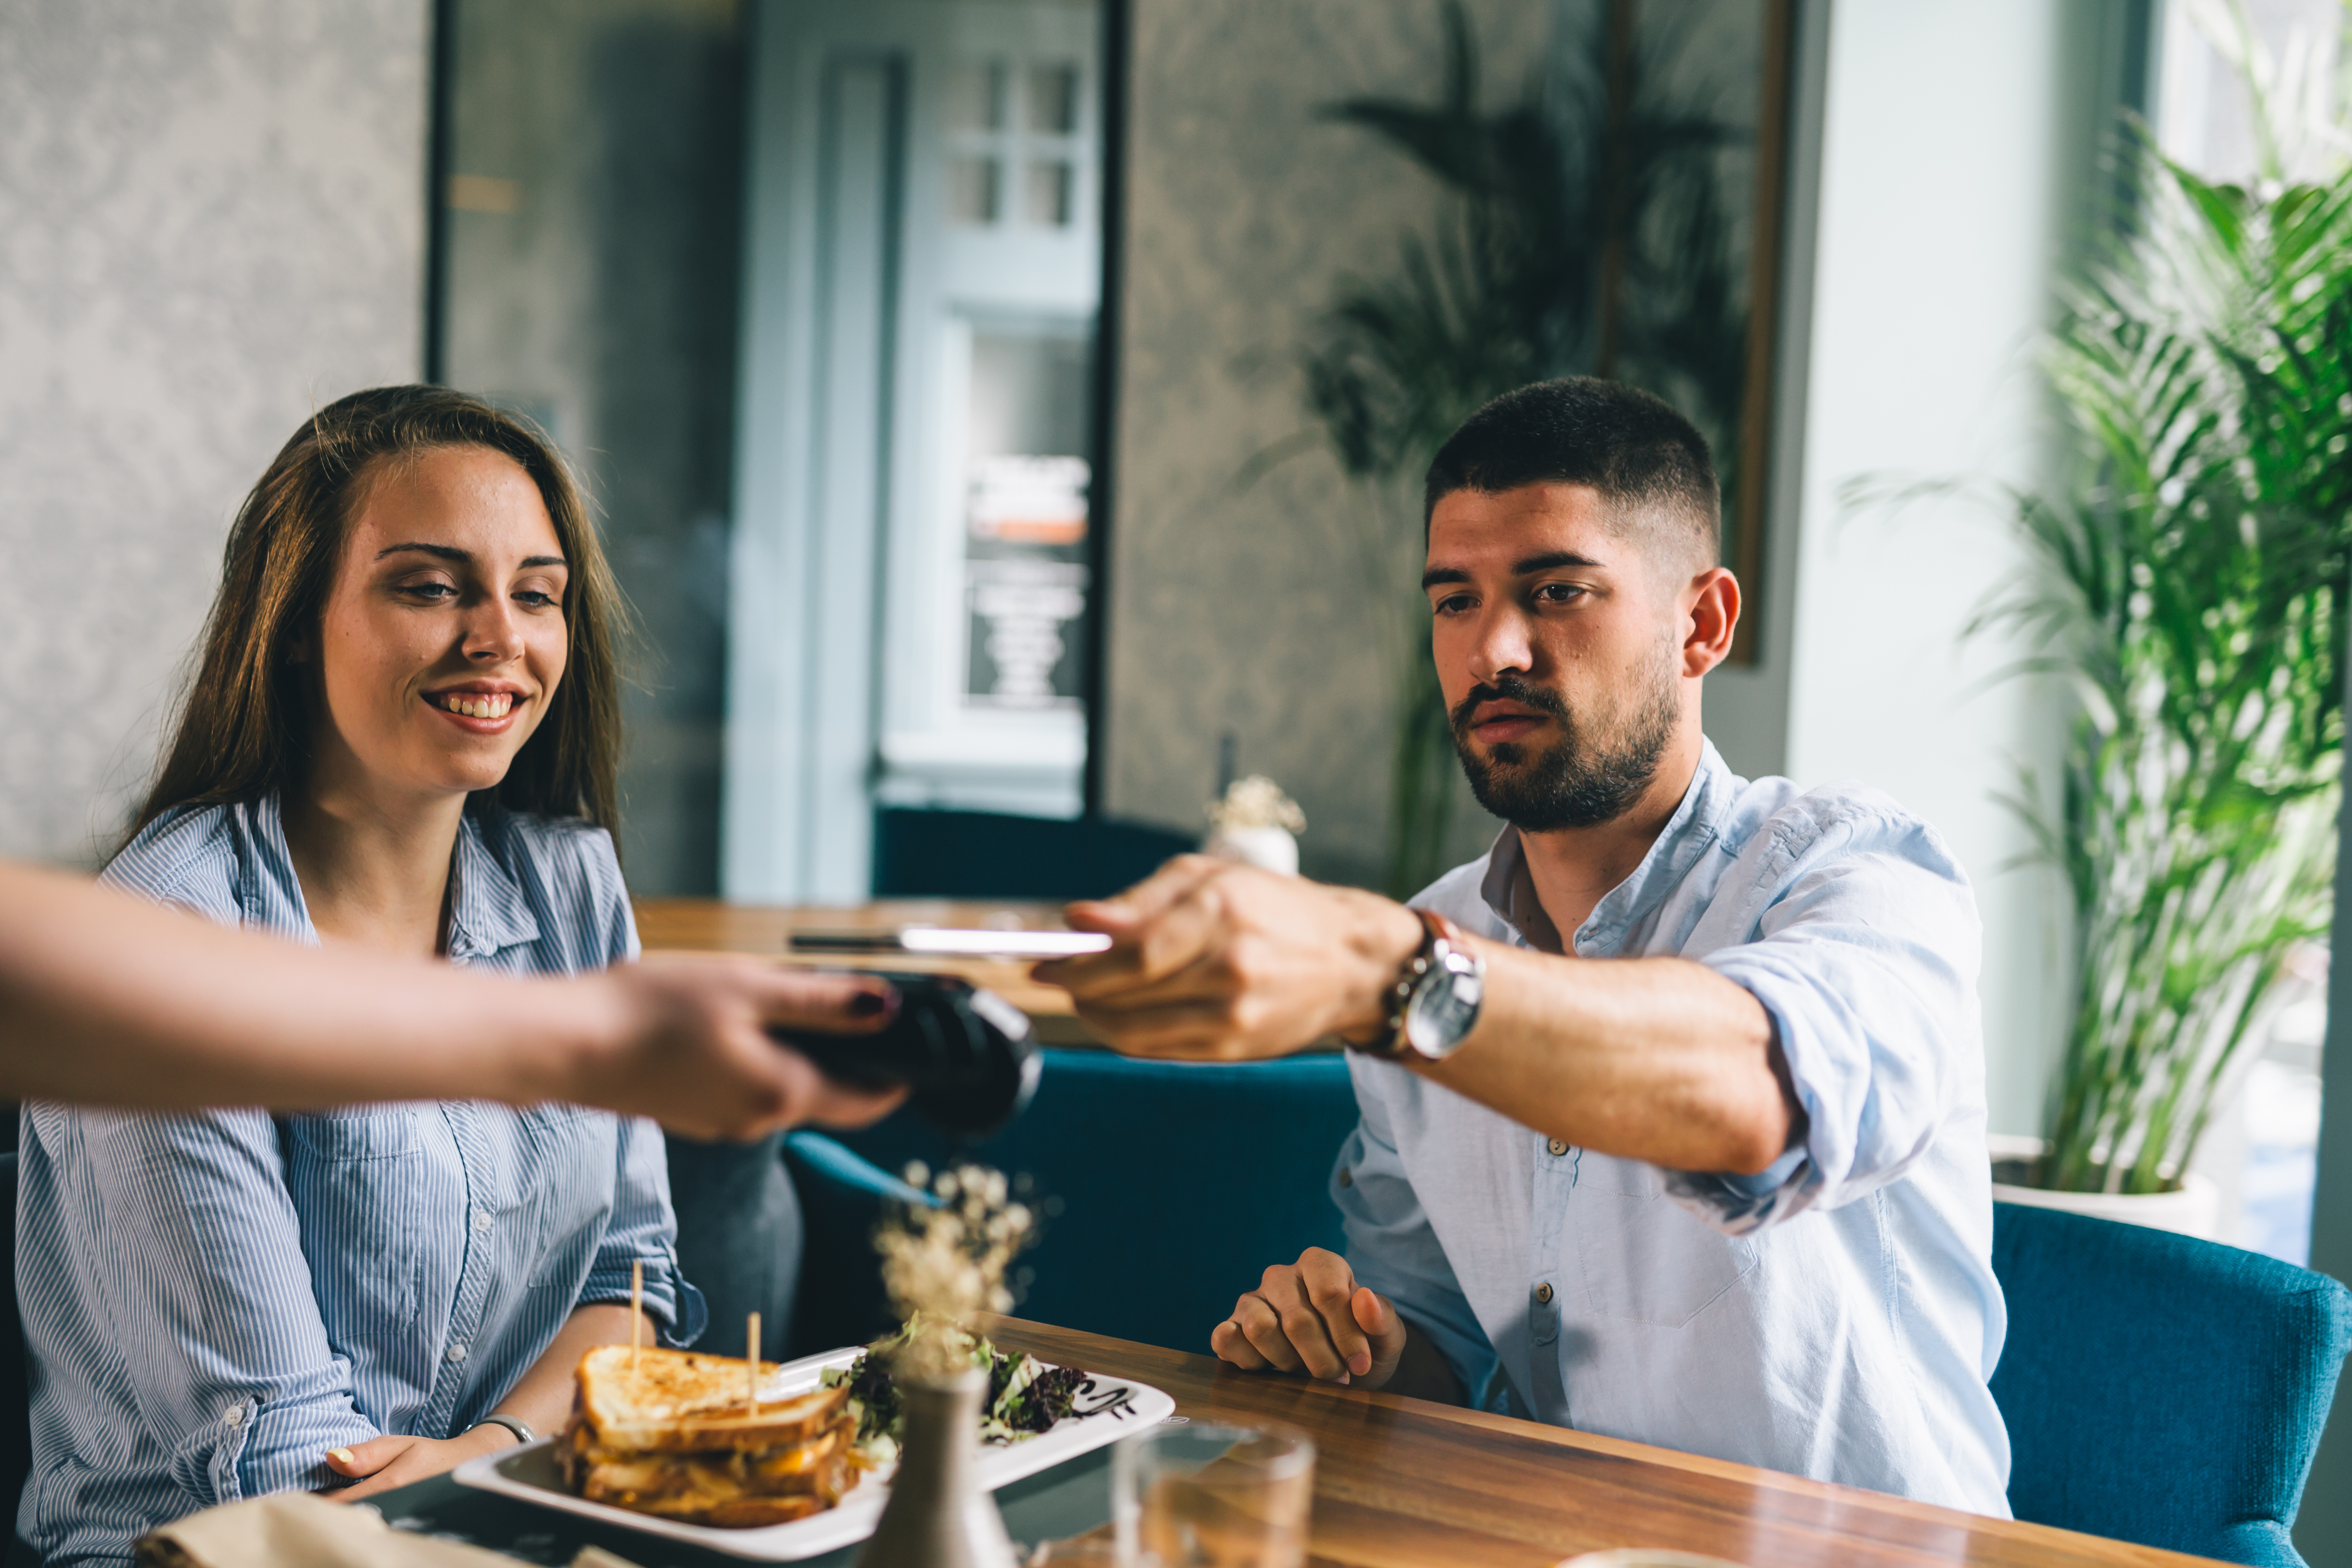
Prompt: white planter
<box><xmin>1203</xmin><ymin>824</ymin><xmax>1298</xmax><ymax>876</ymax></box>
<box><xmin>1987</xmin><ymin>1133</ymin><xmax>2221</xmax><ymax>1239</ymax></box>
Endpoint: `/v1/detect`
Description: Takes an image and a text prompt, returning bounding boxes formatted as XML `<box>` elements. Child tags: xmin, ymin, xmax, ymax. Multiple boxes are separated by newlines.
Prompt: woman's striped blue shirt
<box><xmin>16</xmin><ymin>793</ymin><xmax>707</xmax><ymax>1564</ymax></box>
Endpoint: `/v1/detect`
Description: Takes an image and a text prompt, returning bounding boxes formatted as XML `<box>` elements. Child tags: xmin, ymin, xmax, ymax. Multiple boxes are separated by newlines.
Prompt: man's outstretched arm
<box><xmin>0</xmin><ymin>859</ymin><xmax>903</xmax><ymax>1137</ymax></box>
<box><xmin>1038</xmin><ymin>856</ymin><xmax>1796</xmax><ymax>1176</ymax></box>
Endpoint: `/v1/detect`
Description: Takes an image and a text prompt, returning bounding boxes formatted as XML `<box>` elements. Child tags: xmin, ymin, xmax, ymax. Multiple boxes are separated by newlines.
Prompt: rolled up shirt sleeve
<box><xmin>1675</xmin><ymin>802</ymin><xmax>1982</xmax><ymax>1233</ymax></box>
<box><xmin>579</xmin><ymin>1114</ymin><xmax>708</xmax><ymax>1348</ymax></box>
<box><xmin>1334</xmin><ymin>1070</ymin><xmax>1499</xmax><ymax>1407</ymax></box>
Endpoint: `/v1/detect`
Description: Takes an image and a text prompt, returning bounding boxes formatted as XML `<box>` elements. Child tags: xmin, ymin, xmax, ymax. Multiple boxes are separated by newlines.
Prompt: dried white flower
<box><xmin>876</xmin><ymin>1163</ymin><xmax>1036</xmax><ymax>1378</ymax></box>
<box><xmin>1206</xmin><ymin>775</ymin><xmax>1306</xmax><ymax>834</ymax></box>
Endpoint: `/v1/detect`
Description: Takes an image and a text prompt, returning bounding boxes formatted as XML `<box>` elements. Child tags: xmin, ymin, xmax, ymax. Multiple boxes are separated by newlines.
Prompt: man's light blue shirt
<box><xmin>1337</xmin><ymin>740</ymin><xmax>2010</xmax><ymax>1515</ymax></box>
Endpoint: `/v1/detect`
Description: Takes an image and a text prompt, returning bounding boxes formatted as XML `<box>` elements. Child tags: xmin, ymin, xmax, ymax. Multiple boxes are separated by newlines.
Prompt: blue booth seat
<box><xmin>784</xmin><ymin>1049</ymin><xmax>1361</xmax><ymax>1358</ymax></box>
<box><xmin>1990</xmin><ymin>1201</ymin><xmax>2352</xmax><ymax>1566</ymax></box>
<box><xmin>870</xmin><ymin>808</ymin><xmax>1196</xmax><ymax>901</ymax></box>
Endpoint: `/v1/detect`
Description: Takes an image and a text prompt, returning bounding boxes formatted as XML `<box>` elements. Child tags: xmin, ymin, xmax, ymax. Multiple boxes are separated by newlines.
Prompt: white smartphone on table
<box><xmin>786</xmin><ymin>926</ymin><xmax>1114</xmax><ymax>960</ymax></box>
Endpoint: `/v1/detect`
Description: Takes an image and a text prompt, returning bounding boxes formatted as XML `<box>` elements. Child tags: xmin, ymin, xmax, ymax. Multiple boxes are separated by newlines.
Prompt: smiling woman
<box><xmin>10</xmin><ymin>386</ymin><xmax>710</xmax><ymax>1565</ymax></box>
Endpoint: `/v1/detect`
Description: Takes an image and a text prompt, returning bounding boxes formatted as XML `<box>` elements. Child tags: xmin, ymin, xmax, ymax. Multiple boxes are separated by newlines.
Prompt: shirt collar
<box><xmin>446</xmin><ymin>804</ymin><xmax>540</xmax><ymax>960</ymax></box>
<box><xmin>1477</xmin><ymin>739</ymin><xmax>1737</xmax><ymax>957</ymax></box>
<box><xmin>243</xmin><ymin>791</ymin><xmax>540</xmax><ymax>959</ymax></box>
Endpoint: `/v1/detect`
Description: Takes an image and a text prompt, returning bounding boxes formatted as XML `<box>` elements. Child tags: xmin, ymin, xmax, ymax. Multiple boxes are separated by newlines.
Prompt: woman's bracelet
<box><xmin>466</xmin><ymin>1413</ymin><xmax>536</xmax><ymax>1447</ymax></box>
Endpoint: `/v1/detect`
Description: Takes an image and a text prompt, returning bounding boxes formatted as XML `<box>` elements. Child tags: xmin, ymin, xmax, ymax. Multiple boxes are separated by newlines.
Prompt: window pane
<box><xmin>964</xmin><ymin>330</ymin><xmax>1092</xmax><ymax>709</ymax></box>
<box><xmin>968</xmin><ymin>329</ymin><xmax>1091</xmax><ymax>460</ymax></box>
<box><xmin>434</xmin><ymin>0</ymin><xmax>744</xmax><ymax>895</ymax></box>
<box><xmin>1027</xmin><ymin>61</ymin><xmax>1079</xmax><ymax>133</ymax></box>
<box><xmin>944</xmin><ymin>60</ymin><xmax>1005</xmax><ymax>132</ymax></box>
<box><xmin>947</xmin><ymin>155</ymin><xmax>1000</xmax><ymax>224</ymax></box>
<box><xmin>1024</xmin><ymin>158</ymin><xmax>1073</xmax><ymax>226</ymax></box>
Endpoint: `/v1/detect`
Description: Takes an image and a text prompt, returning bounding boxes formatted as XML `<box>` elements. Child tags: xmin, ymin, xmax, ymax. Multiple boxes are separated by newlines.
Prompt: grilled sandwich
<box><xmin>559</xmin><ymin>1345</ymin><xmax>866</xmax><ymax>1528</ymax></box>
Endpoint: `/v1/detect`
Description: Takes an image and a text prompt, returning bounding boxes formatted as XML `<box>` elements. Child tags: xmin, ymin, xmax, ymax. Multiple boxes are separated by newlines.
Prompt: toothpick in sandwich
<box><xmin>747</xmin><ymin>1312</ymin><xmax>762</xmax><ymax>1415</ymax></box>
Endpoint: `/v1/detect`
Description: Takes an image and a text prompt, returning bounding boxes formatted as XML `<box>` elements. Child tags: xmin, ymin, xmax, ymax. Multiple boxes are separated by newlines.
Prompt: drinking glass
<box><xmin>1113</xmin><ymin>1422</ymin><xmax>1315</xmax><ymax>1568</ymax></box>
<box><xmin>1023</xmin><ymin>1538</ymin><xmax>1121</xmax><ymax>1565</ymax></box>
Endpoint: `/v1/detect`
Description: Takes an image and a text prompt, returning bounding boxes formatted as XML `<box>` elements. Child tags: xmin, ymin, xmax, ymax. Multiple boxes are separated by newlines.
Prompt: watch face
<box><xmin>1404</xmin><ymin>967</ymin><xmax>1483</xmax><ymax>1057</ymax></box>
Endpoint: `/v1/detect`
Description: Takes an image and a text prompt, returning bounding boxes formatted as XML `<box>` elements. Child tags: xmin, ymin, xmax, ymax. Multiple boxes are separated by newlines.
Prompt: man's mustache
<box><xmin>1449</xmin><ymin>673</ymin><xmax>1571</xmax><ymax>742</ymax></box>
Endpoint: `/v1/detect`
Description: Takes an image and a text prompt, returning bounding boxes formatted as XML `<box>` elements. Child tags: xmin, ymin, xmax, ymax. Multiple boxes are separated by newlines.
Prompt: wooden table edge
<box><xmin>981</xmin><ymin>1316</ymin><xmax>2226</xmax><ymax>1567</ymax></box>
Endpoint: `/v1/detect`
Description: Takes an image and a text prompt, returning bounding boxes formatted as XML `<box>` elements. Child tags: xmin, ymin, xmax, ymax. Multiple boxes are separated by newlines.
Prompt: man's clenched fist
<box><xmin>1211</xmin><ymin>1247</ymin><xmax>1410</xmax><ymax>1388</ymax></box>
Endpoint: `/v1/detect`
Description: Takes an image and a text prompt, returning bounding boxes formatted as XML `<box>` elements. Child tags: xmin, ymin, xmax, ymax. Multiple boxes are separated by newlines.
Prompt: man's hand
<box><xmin>566</xmin><ymin>956</ymin><xmax>909</xmax><ymax>1140</ymax></box>
<box><xmin>1036</xmin><ymin>857</ymin><xmax>1423</xmax><ymax>1060</ymax></box>
<box><xmin>1212</xmin><ymin>1247</ymin><xmax>1411</xmax><ymax>1388</ymax></box>
<box><xmin>322</xmin><ymin>1425</ymin><xmax>513</xmax><ymax>1501</ymax></box>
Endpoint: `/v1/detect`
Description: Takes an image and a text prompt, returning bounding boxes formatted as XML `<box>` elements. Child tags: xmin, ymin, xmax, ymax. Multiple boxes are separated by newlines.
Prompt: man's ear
<box><xmin>1682</xmin><ymin>568</ymin><xmax>1740</xmax><ymax>677</ymax></box>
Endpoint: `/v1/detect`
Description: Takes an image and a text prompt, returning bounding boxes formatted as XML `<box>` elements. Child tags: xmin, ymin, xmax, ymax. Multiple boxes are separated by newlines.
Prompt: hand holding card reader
<box><xmin>771</xmin><ymin>973</ymin><xmax>1041</xmax><ymax>1139</ymax></box>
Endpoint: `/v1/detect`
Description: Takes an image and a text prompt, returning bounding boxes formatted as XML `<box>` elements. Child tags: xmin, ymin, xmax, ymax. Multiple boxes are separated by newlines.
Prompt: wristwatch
<box><xmin>1356</xmin><ymin>909</ymin><xmax>1486</xmax><ymax>1062</ymax></box>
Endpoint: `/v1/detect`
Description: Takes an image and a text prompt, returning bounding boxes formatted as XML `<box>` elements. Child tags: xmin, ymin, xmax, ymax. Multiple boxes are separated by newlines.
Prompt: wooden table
<box><xmin>635</xmin><ymin>898</ymin><xmax>1099</xmax><ymax>1045</ymax></box>
<box><xmin>369</xmin><ymin>1315</ymin><xmax>2215</xmax><ymax>1566</ymax></box>
<box><xmin>982</xmin><ymin>1318</ymin><xmax>2216</xmax><ymax>1568</ymax></box>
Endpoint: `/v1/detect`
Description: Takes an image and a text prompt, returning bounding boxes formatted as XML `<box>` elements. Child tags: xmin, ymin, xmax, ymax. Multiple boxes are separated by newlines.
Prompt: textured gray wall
<box><xmin>1102</xmin><ymin>0</ymin><xmax>1545</xmax><ymax>891</ymax></box>
<box><xmin>0</xmin><ymin>0</ymin><xmax>429</xmax><ymax>865</ymax></box>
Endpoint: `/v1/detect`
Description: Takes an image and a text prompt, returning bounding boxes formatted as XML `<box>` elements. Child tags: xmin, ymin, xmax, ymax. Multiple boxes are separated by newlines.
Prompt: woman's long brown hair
<box><xmin>128</xmin><ymin>385</ymin><xmax>626</xmax><ymax>843</ymax></box>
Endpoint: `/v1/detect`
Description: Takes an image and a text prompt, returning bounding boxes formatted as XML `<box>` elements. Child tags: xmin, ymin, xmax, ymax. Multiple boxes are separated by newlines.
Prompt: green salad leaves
<box><xmin>820</xmin><ymin>1319</ymin><xmax>1091</xmax><ymax>1464</ymax></box>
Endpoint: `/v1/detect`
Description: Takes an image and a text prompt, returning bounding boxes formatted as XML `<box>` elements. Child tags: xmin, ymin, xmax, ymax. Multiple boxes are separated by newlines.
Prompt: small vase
<box><xmin>858</xmin><ymin>1366</ymin><xmax>1017</xmax><ymax>1568</ymax></box>
<box><xmin>1204</xmin><ymin>824</ymin><xmax>1299</xmax><ymax>875</ymax></box>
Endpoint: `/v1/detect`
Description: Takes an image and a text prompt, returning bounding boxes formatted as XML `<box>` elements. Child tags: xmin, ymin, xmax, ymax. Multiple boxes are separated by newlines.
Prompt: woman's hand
<box><xmin>322</xmin><ymin>1424</ymin><xmax>516</xmax><ymax>1501</ymax></box>
<box><xmin>561</xmin><ymin>956</ymin><xmax>910</xmax><ymax>1140</ymax></box>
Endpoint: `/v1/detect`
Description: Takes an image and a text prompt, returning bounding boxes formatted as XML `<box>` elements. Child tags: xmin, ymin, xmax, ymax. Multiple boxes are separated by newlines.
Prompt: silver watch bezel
<box><xmin>1359</xmin><ymin>913</ymin><xmax>1486</xmax><ymax>1062</ymax></box>
<box><xmin>1400</xmin><ymin>941</ymin><xmax>1484</xmax><ymax>1060</ymax></box>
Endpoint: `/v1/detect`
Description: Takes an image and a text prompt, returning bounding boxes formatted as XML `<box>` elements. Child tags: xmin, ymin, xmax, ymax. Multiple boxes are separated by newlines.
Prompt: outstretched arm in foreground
<box><xmin>0</xmin><ymin>859</ymin><xmax>903</xmax><ymax>1137</ymax></box>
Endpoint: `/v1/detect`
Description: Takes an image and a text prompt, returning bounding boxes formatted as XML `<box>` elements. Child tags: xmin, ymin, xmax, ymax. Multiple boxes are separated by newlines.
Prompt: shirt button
<box><xmin>222</xmin><ymin>1404</ymin><xmax>244</xmax><ymax>1427</ymax></box>
<box><xmin>1535</xmin><ymin>1281</ymin><xmax>1555</xmax><ymax>1305</ymax></box>
<box><xmin>447</xmin><ymin>1343</ymin><xmax>469</xmax><ymax>1363</ymax></box>
<box><xmin>472</xmin><ymin>1211</ymin><xmax>494</xmax><ymax>1234</ymax></box>
<box><xmin>1546</xmin><ymin>1138</ymin><xmax>1569</xmax><ymax>1158</ymax></box>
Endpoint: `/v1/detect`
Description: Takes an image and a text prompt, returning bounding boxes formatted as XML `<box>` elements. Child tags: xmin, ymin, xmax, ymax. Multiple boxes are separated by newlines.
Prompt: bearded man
<box><xmin>1039</xmin><ymin>377</ymin><xmax>2008</xmax><ymax>1514</ymax></box>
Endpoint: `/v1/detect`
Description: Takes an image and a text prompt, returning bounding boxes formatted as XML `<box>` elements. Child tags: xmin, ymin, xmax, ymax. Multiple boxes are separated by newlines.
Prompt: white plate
<box><xmin>451</xmin><ymin>1345</ymin><xmax>1174</xmax><ymax>1561</ymax></box>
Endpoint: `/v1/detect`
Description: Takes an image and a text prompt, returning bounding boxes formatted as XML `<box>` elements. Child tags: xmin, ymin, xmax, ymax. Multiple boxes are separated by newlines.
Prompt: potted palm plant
<box><xmin>1978</xmin><ymin>20</ymin><xmax>2352</xmax><ymax>1230</ymax></box>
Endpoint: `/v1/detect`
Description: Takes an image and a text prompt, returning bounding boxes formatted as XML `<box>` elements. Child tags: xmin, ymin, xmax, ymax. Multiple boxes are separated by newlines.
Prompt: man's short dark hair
<box><xmin>1423</xmin><ymin>378</ymin><xmax>1721</xmax><ymax>567</ymax></box>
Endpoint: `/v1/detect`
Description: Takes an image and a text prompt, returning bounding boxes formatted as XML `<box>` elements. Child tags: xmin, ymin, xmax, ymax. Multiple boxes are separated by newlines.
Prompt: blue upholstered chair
<box><xmin>1990</xmin><ymin>1201</ymin><xmax>2352</xmax><ymax>1566</ymax></box>
<box><xmin>783</xmin><ymin>1049</ymin><xmax>1360</xmax><ymax>1357</ymax></box>
<box><xmin>870</xmin><ymin>808</ymin><xmax>1196</xmax><ymax>900</ymax></box>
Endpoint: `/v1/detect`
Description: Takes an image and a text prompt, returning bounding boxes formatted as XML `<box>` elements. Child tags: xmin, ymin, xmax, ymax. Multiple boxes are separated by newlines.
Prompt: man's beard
<box><xmin>1449</xmin><ymin>664</ymin><xmax>1678</xmax><ymax>832</ymax></box>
